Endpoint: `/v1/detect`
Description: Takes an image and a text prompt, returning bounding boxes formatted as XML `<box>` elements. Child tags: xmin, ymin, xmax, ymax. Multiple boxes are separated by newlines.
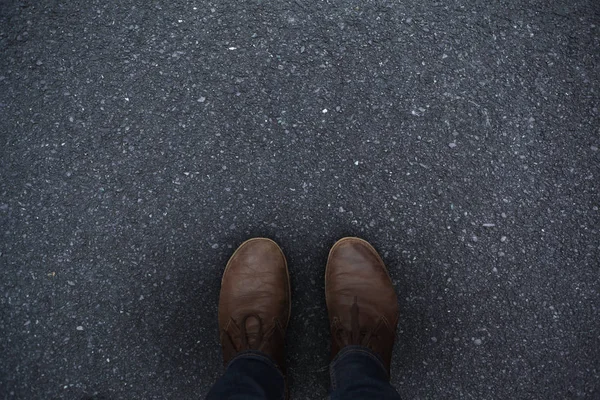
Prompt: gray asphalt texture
<box><xmin>1</xmin><ymin>0</ymin><xmax>599</xmax><ymax>399</ymax></box>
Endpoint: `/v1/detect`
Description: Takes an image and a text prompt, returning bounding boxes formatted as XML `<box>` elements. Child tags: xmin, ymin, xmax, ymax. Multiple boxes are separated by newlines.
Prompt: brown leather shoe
<box><xmin>325</xmin><ymin>237</ymin><xmax>399</xmax><ymax>373</ymax></box>
<box><xmin>218</xmin><ymin>238</ymin><xmax>291</xmax><ymax>371</ymax></box>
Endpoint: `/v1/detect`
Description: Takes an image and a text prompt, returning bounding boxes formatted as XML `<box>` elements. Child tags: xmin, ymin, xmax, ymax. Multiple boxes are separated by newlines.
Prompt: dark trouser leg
<box><xmin>330</xmin><ymin>345</ymin><xmax>401</xmax><ymax>400</ymax></box>
<box><xmin>206</xmin><ymin>351</ymin><xmax>285</xmax><ymax>400</ymax></box>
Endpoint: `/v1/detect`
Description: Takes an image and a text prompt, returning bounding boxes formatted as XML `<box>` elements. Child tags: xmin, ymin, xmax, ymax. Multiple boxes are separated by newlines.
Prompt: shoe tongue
<box><xmin>244</xmin><ymin>315</ymin><xmax>262</xmax><ymax>348</ymax></box>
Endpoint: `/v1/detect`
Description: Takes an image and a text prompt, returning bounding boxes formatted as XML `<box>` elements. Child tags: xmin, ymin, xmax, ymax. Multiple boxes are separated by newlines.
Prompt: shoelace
<box><xmin>335</xmin><ymin>296</ymin><xmax>376</xmax><ymax>347</ymax></box>
<box><xmin>223</xmin><ymin>313</ymin><xmax>265</xmax><ymax>353</ymax></box>
<box><xmin>239</xmin><ymin>314</ymin><xmax>264</xmax><ymax>349</ymax></box>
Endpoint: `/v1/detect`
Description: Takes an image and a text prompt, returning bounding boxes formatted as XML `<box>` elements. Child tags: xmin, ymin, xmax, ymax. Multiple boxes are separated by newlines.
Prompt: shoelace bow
<box><xmin>223</xmin><ymin>313</ymin><xmax>265</xmax><ymax>352</ymax></box>
<box><xmin>335</xmin><ymin>296</ymin><xmax>378</xmax><ymax>347</ymax></box>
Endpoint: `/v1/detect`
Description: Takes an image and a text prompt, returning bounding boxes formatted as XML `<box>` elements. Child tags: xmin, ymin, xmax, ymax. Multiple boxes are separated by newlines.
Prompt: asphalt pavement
<box><xmin>1</xmin><ymin>0</ymin><xmax>599</xmax><ymax>399</ymax></box>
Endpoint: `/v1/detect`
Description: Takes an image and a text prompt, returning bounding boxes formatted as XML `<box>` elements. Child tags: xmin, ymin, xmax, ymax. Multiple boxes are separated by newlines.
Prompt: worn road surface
<box><xmin>1</xmin><ymin>0</ymin><xmax>599</xmax><ymax>399</ymax></box>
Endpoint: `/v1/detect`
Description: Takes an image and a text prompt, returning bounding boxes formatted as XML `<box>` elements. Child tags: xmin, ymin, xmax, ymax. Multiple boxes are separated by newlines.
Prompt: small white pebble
<box><xmin>492</xmin><ymin>267</ymin><xmax>498</xmax><ymax>273</ymax></box>
<box><xmin>211</xmin><ymin>243</ymin><xmax>219</xmax><ymax>249</ymax></box>
<box><xmin>474</xmin><ymin>338</ymin><xmax>482</xmax><ymax>345</ymax></box>
<box><xmin>76</xmin><ymin>326</ymin><xmax>84</xmax><ymax>331</ymax></box>
<box><xmin>482</xmin><ymin>223</ymin><xmax>495</xmax><ymax>227</ymax></box>
<box><xmin>500</xmin><ymin>236</ymin><xmax>507</xmax><ymax>242</ymax></box>
<box><xmin>448</xmin><ymin>142</ymin><xmax>457</xmax><ymax>148</ymax></box>
<box><xmin>228</xmin><ymin>47</ymin><xmax>237</xmax><ymax>50</ymax></box>
<box><xmin>322</xmin><ymin>108</ymin><xmax>328</xmax><ymax>113</ymax></box>
<box><xmin>198</xmin><ymin>96</ymin><xmax>206</xmax><ymax>103</ymax></box>
<box><xmin>339</xmin><ymin>207</ymin><xmax>344</xmax><ymax>212</ymax></box>
<box><xmin>354</xmin><ymin>161</ymin><xmax>359</xmax><ymax>166</ymax></box>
